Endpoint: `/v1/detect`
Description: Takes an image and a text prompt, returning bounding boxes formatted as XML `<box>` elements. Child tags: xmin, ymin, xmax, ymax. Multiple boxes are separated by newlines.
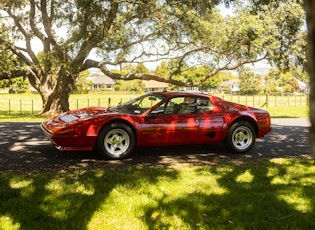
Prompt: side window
<box><xmin>196</xmin><ymin>97</ymin><xmax>213</xmax><ymax>113</ymax></box>
<box><xmin>150</xmin><ymin>96</ymin><xmax>213</xmax><ymax>115</ymax></box>
<box><xmin>165</xmin><ymin>96</ymin><xmax>196</xmax><ymax>115</ymax></box>
<box><xmin>164</xmin><ymin>97</ymin><xmax>184</xmax><ymax>114</ymax></box>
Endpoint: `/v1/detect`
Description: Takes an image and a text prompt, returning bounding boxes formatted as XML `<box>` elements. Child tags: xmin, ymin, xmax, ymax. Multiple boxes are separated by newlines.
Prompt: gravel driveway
<box><xmin>0</xmin><ymin>118</ymin><xmax>311</xmax><ymax>174</ymax></box>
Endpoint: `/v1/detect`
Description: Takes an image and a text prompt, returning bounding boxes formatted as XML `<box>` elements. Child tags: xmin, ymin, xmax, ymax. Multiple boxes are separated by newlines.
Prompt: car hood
<box><xmin>62</xmin><ymin>106</ymin><xmax>113</xmax><ymax>121</ymax></box>
<box><xmin>42</xmin><ymin>107</ymin><xmax>115</xmax><ymax>133</ymax></box>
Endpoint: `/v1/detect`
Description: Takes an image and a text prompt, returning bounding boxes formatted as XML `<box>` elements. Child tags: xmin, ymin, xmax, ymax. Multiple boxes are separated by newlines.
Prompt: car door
<box><xmin>138</xmin><ymin>96</ymin><xmax>200</xmax><ymax>146</ymax></box>
<box><xmin>194</xmin><ymin>96</ymin><xmax>225</xmax><ymax>143</ymax></box>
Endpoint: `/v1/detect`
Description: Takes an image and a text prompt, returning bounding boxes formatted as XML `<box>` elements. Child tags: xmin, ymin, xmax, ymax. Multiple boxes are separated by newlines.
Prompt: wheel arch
<box><xmin>96</xmin><ymin>119</ymin><xmax>137</xmax><ymax>147</ymax></box>
<box><xmin>229</xmin><ymin>116</ymin><xmax>258</xmax><ymax>136</ymax></box>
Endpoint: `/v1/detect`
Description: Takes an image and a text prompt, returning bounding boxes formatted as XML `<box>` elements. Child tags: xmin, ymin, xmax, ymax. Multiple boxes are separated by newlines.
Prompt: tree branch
<box><xmin>7</xmin><ymin>8</ymin><xmax>39</xmax><ymax>65</ymax></box>
<box><xmin>0</xmin><ymin>70</ymin><xmax>27</xmax><ymax>80</ymax></box>
<box><xmin>83</xmin><ymin>59</ymin><xmax>188</xmax><ymax>86</ymax></box>
<box><xmin>40</xmin><ymin>0</ymin><xmax>57</xmax><ymax>46</ymax></box>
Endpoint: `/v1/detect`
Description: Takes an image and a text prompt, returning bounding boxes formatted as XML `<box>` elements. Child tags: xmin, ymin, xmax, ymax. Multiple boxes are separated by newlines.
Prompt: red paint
<box><xmin>41</xmin><ymin>91</ymin><xmax>271</xmax><ymax>152</ymax></box>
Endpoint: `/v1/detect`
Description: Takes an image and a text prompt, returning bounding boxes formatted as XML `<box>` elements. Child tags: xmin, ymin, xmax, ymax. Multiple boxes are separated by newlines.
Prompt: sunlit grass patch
<box><xmin>0</xmin><ymin>159</ymin><xmax>314</xmax><ymax>229</ymax></box>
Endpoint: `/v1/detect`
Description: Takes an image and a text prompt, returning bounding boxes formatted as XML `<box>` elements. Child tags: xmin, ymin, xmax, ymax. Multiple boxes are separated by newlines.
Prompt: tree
<box><xmin>154</xmin><ymin>61</ymin><xmax>169</xmax><ymax>78</ymax></box>
<box><xmin>0</xmin><ymin>0</ymin><xmax>306</xmax><ymax>116</ymax></box>
<box><xmin>73</xmin><ymin>70</ymin><xmax>92</xmax><ymax>94</ymax></box>
<box><xmin>133</xmin><ymin>63</ymin><xmax>150</xmax><ymax>75</ymax></box>
<box><xmin>238</xmin><ymin>67</ymin><xmax>261</xmax><ymax>95</ymax></box>
<box><xmin>304</xmin><ymin>0</ymin><xmax>315</xmax><ymax>158</ymax></box>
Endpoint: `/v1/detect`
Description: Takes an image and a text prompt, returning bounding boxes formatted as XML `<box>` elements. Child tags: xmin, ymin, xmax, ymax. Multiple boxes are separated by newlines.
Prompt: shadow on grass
<box><xmin>142</xmin><ymin>160</ymin><xmax>315</xmax><ymax>229</ymax></box>
<box><xmin>0</xmin><ymin>166</ymin><xmax>179</xmax><ymax>229</ymax></box>
<box><xmin>0</xmin><ymin>160</ymin><xmax>314</xmax><ymax>229</ymax></box>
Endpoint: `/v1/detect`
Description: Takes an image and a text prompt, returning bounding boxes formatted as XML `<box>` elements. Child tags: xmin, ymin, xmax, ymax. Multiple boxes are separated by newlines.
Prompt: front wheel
<box><xmin>97</xmin><ymin>123</ymin><xmax>135</xmax><ymax>159</ymax></box>
<box><xmin>224</xmin><ymin>121</ymin><xmax>256</xmax><ymax>154</ymax></box>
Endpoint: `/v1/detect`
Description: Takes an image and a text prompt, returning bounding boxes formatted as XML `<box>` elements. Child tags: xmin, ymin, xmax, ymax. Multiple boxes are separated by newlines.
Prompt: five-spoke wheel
<box><xmin>225</xmin><ymin>121</ymin><xmax>256</xmax><ymax>153</ymax></box>
<box><xmin>97</xmin><ymin>123</ymin><xmax>135</xmax><ymax>159</ymax></box>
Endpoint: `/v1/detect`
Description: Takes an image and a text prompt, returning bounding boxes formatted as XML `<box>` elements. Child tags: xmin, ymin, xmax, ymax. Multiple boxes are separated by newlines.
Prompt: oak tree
<box><xmin>0</xmin><ymin>0</ymin><xmax>305</xmax><ymax>116</ymax></box>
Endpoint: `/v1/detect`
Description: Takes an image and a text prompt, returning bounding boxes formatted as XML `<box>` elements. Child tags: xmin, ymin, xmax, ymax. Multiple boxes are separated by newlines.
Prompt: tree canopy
<box><xmin>0</xmin><ymin>0</ymin><xmax>306</xmax><ymax>115</ymax></box>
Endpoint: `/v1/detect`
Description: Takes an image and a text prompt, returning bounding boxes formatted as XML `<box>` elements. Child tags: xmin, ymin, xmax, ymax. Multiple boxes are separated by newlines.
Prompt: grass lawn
<box><xmin>0</xmin><ymin>105</ymin><xmax>309</xmax><ymax>122</ymax></box>
<box><xmin>0</xmin><ymin>92</ymin><xmax>310</xmax><ymax>121</ymax></box>
<box><xmin>0</xmin><ymin>159</ymin><xmax>314</xmax><ymax>230</ymax></box>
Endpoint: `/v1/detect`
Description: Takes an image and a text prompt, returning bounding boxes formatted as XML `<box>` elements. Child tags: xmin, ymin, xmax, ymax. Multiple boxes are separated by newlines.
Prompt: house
<box><xmin>220</xmin><ymin>79</ymin><xmax>240</xmax><ymax>93</ymax></box>
<box><xmin>182</xmin><ymin>86</ymin><xmax>199</xmax><ymax>92</ymax></box>
<box><xmin>142</xmin><ymin>80</ymin><xmax>169</xmax><ymax>92</ymax></box>
<box><xmin>87</xmin><ymin>73</ymin><xmax>115</xmax><ymax>90</ymax></box>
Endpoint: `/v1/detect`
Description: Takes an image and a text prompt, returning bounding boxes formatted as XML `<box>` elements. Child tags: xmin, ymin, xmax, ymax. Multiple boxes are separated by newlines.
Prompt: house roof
<box><xmin>88</xmin><ymin>73</ymin><xmax>115</xmax><ymax>85</ymax></box>
<box><xmin>220</xmin><ymin>79</ymin><xmax>239</xmax><ymax>87</ymax></box>
<box><xmin>142</xmin><ymin>80</ymin><xmax>169</xmax><ymax>88</ymax></box>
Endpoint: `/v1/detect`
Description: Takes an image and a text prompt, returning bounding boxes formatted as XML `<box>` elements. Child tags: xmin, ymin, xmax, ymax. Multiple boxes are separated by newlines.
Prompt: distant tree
<box><xmin>116</xmin><ymin>80</ymin><xmax>144</xmax><ymax>93</ymax></box>
<box><xmin>133</xmin><ymin>63</ymin><xmax>150</xmax><ymax>75</ymax></box>
<box><xmin>239</xmin><ymin>67</ymin><xmax>261</xmax><ymax>95</ymax></box>
<box><xmin>73</xmin><ymin>70</ymin><xmax>92</xmax><ymax>94</ymax></box>
<box><xmin>287</xmin><ymin>77</ymin><xmax>300</xmax><ymax>92</ymax></box>
<box><xmin>154</xmin><ymin>61</ymin><xmax>169</xmax><ymax>78</ymax></box>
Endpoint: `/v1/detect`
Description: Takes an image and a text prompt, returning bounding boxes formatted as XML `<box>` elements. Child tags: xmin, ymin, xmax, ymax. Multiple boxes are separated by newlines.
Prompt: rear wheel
<box><xmin>97</xmin><ymin>123</ymin><xmax>135</xmax><ymax>159</ymax></box>
<box><xmin>224</xmin><ymin>121</ymin><xmax>256</xmax><ymax>153</ymax></box>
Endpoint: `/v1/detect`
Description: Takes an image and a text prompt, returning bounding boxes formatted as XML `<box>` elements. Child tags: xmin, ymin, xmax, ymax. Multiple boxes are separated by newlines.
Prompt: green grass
<box><xmin>266</xmin><ymin>106</ymin><xmax>309</xmax><ymax>118</ymax></box>
<box><xmin>0</xmin><ymin>159</ymin><xmax>314</xmax><ymax>229</ymax></box>
<box><xmin>0</xmin><ymin>93</ymin><xmax>309</xmax><ymax>121</ymax></box>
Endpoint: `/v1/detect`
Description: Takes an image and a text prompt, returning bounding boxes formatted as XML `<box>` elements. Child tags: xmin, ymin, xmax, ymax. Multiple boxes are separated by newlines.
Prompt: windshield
<box><xmin>115</xmin><ymin>93</ymin><xmax>166</xmax><ymax>114</ymax></box>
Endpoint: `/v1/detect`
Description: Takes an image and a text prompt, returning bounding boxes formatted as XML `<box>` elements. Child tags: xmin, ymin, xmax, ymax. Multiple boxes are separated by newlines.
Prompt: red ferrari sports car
<box><xmin>41</xmin><ymin>91</ymin><xmax>272</xmax><ymax>159</ymax></box>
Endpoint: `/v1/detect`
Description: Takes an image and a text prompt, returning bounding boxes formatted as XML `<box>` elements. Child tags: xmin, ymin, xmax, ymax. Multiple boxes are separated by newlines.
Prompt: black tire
<box><xmin>224</xmin><ymin>121</ymin><xmax>256</xmax><ymax>154</ymax></box>
<box><xmin>97</xmin><ymin>123</ymin><xmax>135</xmax><ymax>159</ymax></box>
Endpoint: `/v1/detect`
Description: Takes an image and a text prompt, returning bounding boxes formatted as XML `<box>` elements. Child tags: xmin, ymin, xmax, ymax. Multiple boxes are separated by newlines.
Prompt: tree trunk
<box><xmin>38</xmin><ymin>73</ymin><xmax>74</xmax><ymax>116</ymax></box>
<box><xmin>304</xmin><ymin>0</ymin><xmax>315</xmax><ymax>158</ymax></box>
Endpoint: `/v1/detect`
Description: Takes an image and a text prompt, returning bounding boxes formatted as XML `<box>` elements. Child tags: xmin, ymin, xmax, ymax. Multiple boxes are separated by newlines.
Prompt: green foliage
<box><xmin>116</xmin><ymin>80</ymin><xmax>144</xmax><ymax>93</ymax></box>
<box><xmin>239</xmin><ymin>67</ymin><xmax>261</xmax><ymax>95</ymax></box>
<box><xmin>132</xmin><ymin>63</ymin><xmax>150</xmax><ymax>74</ymax></box>
<box><xmin>265</xmin><ymin>67</ymin><xmax>307</xmax><ymax>94</ymax></box>
<box><xmin>73</xmin><ymin>70</ymin><xmax>93</xmax><ymax>94</ymax></box>
<box><xmin>154</xmin><ymin>61</ymin><xmax>169</xmax><ymax>78</ymax></box>
<box><xmin>0</xmin><ymin>77</ymin><xmax>29</xmax><ymax>93</ymax></box>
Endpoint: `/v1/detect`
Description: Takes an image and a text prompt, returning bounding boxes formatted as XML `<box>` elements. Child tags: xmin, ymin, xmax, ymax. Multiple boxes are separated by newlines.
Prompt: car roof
<box><xmin>150</xmin><ymin>91</ymin><xmax>211</xmax><ymax>98</ymax></box>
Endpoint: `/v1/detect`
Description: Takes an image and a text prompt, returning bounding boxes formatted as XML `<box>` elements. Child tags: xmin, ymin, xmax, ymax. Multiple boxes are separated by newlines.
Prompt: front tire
<box><xmin>97</xmin><ymin>123</ymin><xmax>135</xmax><ymax>159</ymax></box>
<box><xmin>224</xmin><ymin>121</ymin><xmax>256</xmax><ymax>154</ymax></box>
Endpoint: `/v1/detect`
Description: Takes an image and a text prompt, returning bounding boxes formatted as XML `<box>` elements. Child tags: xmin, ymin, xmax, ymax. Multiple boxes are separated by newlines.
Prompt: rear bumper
<box><xmin>257</xmin><ymin>126</ymin><xmax>272</xmax><ymax>138</ymax></box>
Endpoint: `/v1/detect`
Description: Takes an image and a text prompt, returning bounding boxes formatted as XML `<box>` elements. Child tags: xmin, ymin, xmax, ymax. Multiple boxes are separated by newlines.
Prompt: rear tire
<box><xmin>97</xmin><ymin>123</ymin><xmax>135</xmax><ymax>159</ymax></box>
<box><xmin>224</xmin><ymin>121</ymin><xmax>256</xmax><ymax>154</ymax></box>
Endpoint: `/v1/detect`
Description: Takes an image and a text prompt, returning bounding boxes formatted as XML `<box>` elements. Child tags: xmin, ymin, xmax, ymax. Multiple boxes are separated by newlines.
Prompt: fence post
<box><xmin>20</xmin><ymin>99</ymin><xmax>22</xmax><ymax>115</ymax></box>
<box><xmin>108</xmin><ymin>98</ymin><xmax>111</xmax><ymax>107</ymax></box>
<box><xmin>288</xmin><ymin>95</ymin><xmax>290</xmax><ymax>106</ymax></box>
<box><xmin>253</xmin><ymin>95</ymin><xmax>255</xmax><ymax>107</ymax></box>
<box><xmin>9</xmin><ymin>100</ymin><xmax>11</xmax><ymax>115</ymax></box>
<box><xmin>266</xmin><ymin>94</ymin><xmax>269</xmax><ymax>108</ymax></box>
